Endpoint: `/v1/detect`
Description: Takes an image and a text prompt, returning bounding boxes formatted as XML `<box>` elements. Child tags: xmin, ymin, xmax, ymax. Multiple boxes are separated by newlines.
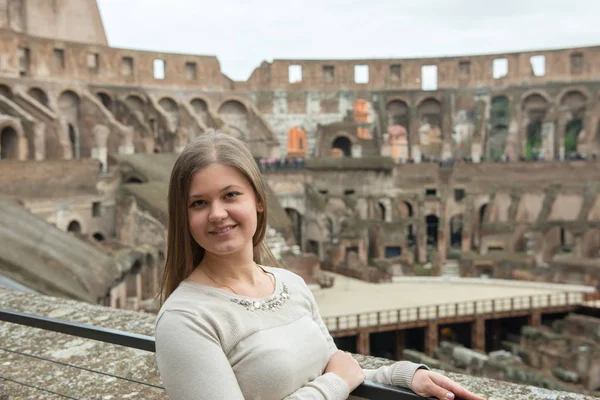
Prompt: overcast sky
<box><xmin>97</xmin><ymin>0</ymin><xmax>600</xmax><ymax>81</ymax></box>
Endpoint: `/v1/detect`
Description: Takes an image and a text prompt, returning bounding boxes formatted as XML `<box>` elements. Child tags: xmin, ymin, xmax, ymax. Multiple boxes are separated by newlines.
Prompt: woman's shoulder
<box><xmin>263</xmin><ymin>265</ymin><xmax>310</xmax><ymax>288</ymax></box>
<box><xmin>156</xmin><ymin>283</ymin><xmax>221</xmax><ymax>327</ymax></box>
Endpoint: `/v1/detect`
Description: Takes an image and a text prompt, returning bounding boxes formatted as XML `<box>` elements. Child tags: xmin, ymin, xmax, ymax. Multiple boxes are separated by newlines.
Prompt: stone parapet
<box><xmin>0</xmin><ymin>288</ymin><xmax>597</xmax><ymax>399</ymax></box>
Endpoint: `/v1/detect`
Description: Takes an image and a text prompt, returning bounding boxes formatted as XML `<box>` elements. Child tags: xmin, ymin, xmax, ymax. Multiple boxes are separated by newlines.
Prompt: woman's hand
<box><xmin>412</xmin><ymin>369</ymin><xmax>485</xmax><ymax>400</ymax></box>
<box><xmin>324</xmin><ymin>350</ymin><xmax>365</xmax><ymax>392</ymax></box>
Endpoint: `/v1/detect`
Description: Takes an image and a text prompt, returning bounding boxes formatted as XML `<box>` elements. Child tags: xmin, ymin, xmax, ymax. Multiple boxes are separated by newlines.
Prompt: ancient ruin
<box><xmin>0</xmin><ymin>0</ymin><xmax>600</xmax><ymax>397</ymax></box>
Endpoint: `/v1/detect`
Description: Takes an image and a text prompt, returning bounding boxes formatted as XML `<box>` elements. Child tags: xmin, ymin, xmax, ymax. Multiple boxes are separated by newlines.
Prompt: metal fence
<box><xmin>0</xmin><ymin>309</ymin><xmax>423</xmax><ymax>399</ymax></box>
<box><xmin>324</xmin><ymin>291</ymin><xmax>584</xmax><ymax>332</ymax></box>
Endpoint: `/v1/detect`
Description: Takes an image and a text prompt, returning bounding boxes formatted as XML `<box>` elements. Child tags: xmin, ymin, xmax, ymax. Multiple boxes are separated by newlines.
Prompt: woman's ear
<box><xmin>257</xmin><ymin>202</ymin><xmax>264</xmax><ymax>213</ymax></box>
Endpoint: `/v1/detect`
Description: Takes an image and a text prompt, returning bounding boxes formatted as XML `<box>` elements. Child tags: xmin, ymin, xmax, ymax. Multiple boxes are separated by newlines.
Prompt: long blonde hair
<box><xmin>160</xmin><ymin>131</ymin><xmax>280</xmax><ymax>304</ymax></box>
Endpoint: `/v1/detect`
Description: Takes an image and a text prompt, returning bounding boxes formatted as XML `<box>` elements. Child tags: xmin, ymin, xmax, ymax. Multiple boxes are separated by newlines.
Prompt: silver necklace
<box><xmin>202</xmin><ymin>265</ymin><xmax>275</xmax><ymax>296</ymax></box>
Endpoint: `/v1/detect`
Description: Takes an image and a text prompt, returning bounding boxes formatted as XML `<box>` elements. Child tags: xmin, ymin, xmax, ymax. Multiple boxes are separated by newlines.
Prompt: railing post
<box><xmin>336</xmin><ymin>316</ymin><xmax>340</xmax><ymax>331</ymax></box>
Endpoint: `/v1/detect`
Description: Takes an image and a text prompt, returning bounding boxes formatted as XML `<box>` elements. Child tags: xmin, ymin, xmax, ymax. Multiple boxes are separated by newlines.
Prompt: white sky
<box><xmin>97</xmin><ymin>0</ymin><xmax>600</xmax><ymax>81</ymax></box>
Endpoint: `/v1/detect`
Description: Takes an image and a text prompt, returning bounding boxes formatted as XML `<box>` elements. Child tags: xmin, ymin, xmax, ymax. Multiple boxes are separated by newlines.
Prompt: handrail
<box><xmin>0</xmin><ymin>309</ymin><xmax>422</xmax><ymax>399</ymax></box>
<box><xmin>323</xmin><ymin>291</ymin><xmax>585</xmax><ymax>332</ymax></box>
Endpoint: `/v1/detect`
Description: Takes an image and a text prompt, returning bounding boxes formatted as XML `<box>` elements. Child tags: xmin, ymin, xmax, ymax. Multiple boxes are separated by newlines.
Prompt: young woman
<box><xmin>155</xmin><ymin>132</ymin><xmax>484</xmax><ymax>400</ymax></box>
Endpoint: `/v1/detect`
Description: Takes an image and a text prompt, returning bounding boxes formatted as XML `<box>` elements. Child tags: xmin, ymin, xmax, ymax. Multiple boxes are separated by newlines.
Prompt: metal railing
<box><xmin>324</xmin><ymin>291</ymin><xmax>585</xmax><ymax>332</ymax></box>
<box><xmin>0</xmin><ymin>309</ymin><xmax>423</xmax><ymax>399</ymax></box>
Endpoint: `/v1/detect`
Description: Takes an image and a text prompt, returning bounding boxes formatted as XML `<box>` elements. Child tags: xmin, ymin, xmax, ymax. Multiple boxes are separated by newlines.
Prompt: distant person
<box><xmin>154</xmin><ymin>131</ymin><xmax>484</xmax><ymax>400</ymax></box>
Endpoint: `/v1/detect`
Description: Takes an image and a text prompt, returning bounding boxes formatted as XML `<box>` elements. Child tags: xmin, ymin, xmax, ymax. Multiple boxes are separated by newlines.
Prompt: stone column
<box><xmin>528</xmin><ymin>310</ymin><xmax>542</xmax><ymax>327</ymax></box>
<box><xmin>409</xmin><ymin>107</ymin><xmax>421</xmax><ymax>163</ymax></box>
<box><xmin>92</xmin><ymin>124</ymin><xmax>109</xmax><ymax>173</ymax></box>
<box><xmin>424</xmin><ymin>321</ymin><xmax>439</xmax><ymax>356</ymax></box>
<box><xmin>556</xmin><ymin>116</ymin><xmax>567</xmax><ymax>160</ymax></box>
<box><xmin>418</xmin><ymin>222</ymin><xmax>427</xmax><ymax>263</ymax></box>
<box><xmin>472</xmin><ymin>317</ymin><xmax>486</xmax><ymax>352</ymax></box>
<box><xmin>395</xmin><ymin>330</ymin><xmax>405</xmax><ymax>361</ymax></box>
<box><xmin>357</xmin><ymin>331</ymin><xmax>370</xmax><ymax>355</ymax></box>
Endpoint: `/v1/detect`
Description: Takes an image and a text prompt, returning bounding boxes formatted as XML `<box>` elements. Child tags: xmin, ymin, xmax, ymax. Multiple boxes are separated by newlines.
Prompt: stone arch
<box><xmin>0</xmin><ymin>84</ymin><xmax>12</xmax><ymax>99</ymax></box>
<box><xmin>27</xmin><ymin>87</ymin><xmax>50</xmax><ymax>109</ymax></box>
<box><xmin>125</xmin><ymin>94</ymin><xmax>145</xmax><ymax>112</ymax></box>
<box><xmin>284</xmin><ymin>207</ymin><xmax>303</xmax><ymax>246</ymax></box>
<box><xmin>399</xmin><ymin>200</ymin><xmax>414</xmax><ymax>218</ymax></box>
<box><xmin>218</xmin><ymin>99</ymin><xmax>248</xmax><ymax>135</ymax></box>
<box><xmin>522</xmin><ymin>93</ymin><xmax>549</xmax><ymax>160</ymax></box>
<box><xmin>190</xmin><ymin>97</ymin><xmax>209</xmax><ymax>125</ymax></box>
<box><xmin>159</xmin><ymin>96</ymin><xmax>179</xmax><ymax>113</ymax></box>
<box><xmin>58</xmin><ymin>90</ymin><xmax>80</xmax><ymax>120</ymax></box>
<box><xmin>520</xmin><ymin>89</ymin><xmax>552</xmax><ymax>106</ymax></box>
<box><xmin>377</xmin><ymin>198</ymin><xmax>392</xmax><ymax>222</ymax></box>
<box><xmin>560</xmin><ymin>90</ymin><xmax>587</xmax><ymax>156</ymax></box>
<box><xmin>331</xmin><ymin>135</ymin><xmax>352</xmax><ymax>157</ymax></box>
<box><xmin>417</xmin><ymin>98</ymin><xmax>442</xmax><ymax>158</ymax></box>
<box><xmin>67</xmin><ymin>220</ymin><xmax>81</xmax><ymax>233</ymax></box>
<box><xmin>386</xmin><ymin>100</ymin><xmax>410</xmax><ymax>159</ymax></box>
<box><xmin>0</xmin><ymin>126</ymin><xmax>18</xmax><ymax>160</ymax></box>
<box><xmin>425</xmin><ymin>214</ymin><xmax>439</xmax><ymax>247</ymax></box>
<box><xmin>96</xmin><ymin>91</ymin><xmax>113</xmax><ymax>111</ymax></box>
<box><xmin>557</xmin><ymin>88</ymin><xmax>589</xmax><ymax>109</ymax></box>
<box><xmin>287</xmin><ymin>126</ymin><xmax>307</xmax><ymax>157</ymax></box>
<box><xmin>487</xmin><ymin>96</ymin><xmax>510</xmax><ymax>160</ymax></box>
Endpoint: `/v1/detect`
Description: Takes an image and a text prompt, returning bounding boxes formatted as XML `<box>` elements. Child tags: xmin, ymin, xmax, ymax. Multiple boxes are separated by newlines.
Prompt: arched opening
<box><xmin>560</xmin><ymin>90</ymin><xmax>587</xmax><ymax>158</ymax></box>
<box><xmin>403</xmin><ymin>201</ymin><xmax>414</xmax><ymax>217</ymax></box>
<box><xmin>387</xmin><ymin>100</ymin><xmax>410</xmax><ymax>160</ymax></box>
<box><xmin>417</xmin><ymin>98</ymin><xmax>442</xmax><ymax>159</ymax></box>
<box><xmin>450</xmin><ymin>215</ymin><xmax>463</xmax><ymax>249</ymax></box>
<box><xmin>522</xmin><ymin>93</ymin><xmax>548</xmax><ymax>160</ymax></box>
<box><xmin>218</xmin><ymin>100</ymin><xmax>248</xmax><ymax>134</ymax></box>
<box><xmin>67</xmin><ymin>220</ymin><xmax>81</xmax><ymax>233</ymax></box>
<box><xmin>96</xmin><ymin>92</ymin><xmax>112</xmax><ymax>111</ymax></box>
<box><xmin>125</xmin><ymin>94</ymin><xmax>145</xmax><ymax>112</ymax></box>
<box><xmin>0</xmin><ymin>127</ymin><xmax>18</xmax><ymax>160</ymax></box>
<box><xmin>425</xmin><ymin>215</ymin><xmax>439</xmax><ymax>247</ymax></box>
<box><xmin>159</xmin><ymin>97</ymin><xmax>179</xmax><ymax>113</ymax></box>
<box><xmin>487</xmin><ymin>96</ymin><xmax>510</xmax><ymax>160</ymax></box>
<box><xmin>27</xmin><ymin>87</ymin><xmax>50</xmax><ymax>109</ymax></box>
<box><xmin>285</xmin><ymin>208</ymin><xmax>303</xmax><ymax>247</ymax></box>
<box><xmin>68</xmin><ymin>123</ymin><xmax>78</xmax><ymax>159</ymax></box>
<box><xmin>191</xmin><ymin>98</ymin><xmax>209</xmax><ymax>125</ymax></box>
<box><xmin>332</xmin><ymin>136</ymin><xmax>352</xmax><ymax>157</ymax></box>
<box><xmin>93</xmin><ymin>232</ymin><xmax>105</xmax><ymax>241</ymax></box>
<box><xmin>378</xmin><ymin>202</ymin><xmax>386</xmax><ymax>221</ymax></box>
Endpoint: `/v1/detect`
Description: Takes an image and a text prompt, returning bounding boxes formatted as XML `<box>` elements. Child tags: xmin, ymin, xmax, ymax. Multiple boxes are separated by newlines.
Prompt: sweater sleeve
<box><xmin>302</xmin><ymin>278</ymin><xmax>429</xmax><ymax>391</ymax></box>
<box><xmin>156</xmin><ymin>308</ymin><xmax>351</xmax><ymax>400</ymax></box>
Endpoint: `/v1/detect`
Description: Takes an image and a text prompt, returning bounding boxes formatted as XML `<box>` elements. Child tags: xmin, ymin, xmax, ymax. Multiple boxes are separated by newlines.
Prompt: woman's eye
<box><xmin>190</xmin><ymin>200</ymin><xmax>205</xmax><ymax>208</ymax></box>
<box><xmin>225</xmin><ymin>192</ymin><xmax>240</xmax><ymax>199</ymax></box>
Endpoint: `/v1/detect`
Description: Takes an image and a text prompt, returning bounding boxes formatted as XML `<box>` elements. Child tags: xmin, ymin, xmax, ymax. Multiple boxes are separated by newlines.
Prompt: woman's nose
<box><xmin>208</xmin><ymin>202</ymin><xmax>227</xmax><ymax>221</ymax></box>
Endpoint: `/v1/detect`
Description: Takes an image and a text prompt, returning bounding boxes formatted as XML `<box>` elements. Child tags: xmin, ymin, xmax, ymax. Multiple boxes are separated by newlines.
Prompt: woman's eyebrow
<box><xmin>188</xmin><ymin>184</ymin><xmax>243</xmax><ymax>199</ymax></box>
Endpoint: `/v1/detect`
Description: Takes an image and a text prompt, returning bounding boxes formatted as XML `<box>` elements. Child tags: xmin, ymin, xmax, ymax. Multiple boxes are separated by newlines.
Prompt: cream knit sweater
<box><xmin>155</xmin><ymin>266</ymin><xmax>426</xmax><ymax>400</ymax></box>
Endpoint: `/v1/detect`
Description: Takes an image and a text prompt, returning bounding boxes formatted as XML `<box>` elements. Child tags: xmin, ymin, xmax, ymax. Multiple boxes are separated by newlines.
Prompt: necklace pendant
<box><xmin>231</xmin><ymin>283</ymin><xmax>290</xmax><ymax>312</ymax></box>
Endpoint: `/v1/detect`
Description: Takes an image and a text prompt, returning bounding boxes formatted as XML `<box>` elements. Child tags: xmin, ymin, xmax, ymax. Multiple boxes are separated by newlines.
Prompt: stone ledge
<box><xmin>0</xmin><ymin>288</ymin><xmax>596</xmax><ymax>400</ymax></box>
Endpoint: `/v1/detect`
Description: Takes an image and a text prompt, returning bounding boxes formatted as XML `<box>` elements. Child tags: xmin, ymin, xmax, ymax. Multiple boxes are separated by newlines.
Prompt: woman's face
<box><xmin>187</xmin><ymin>163</ymin><xmax>262</xmax><ymax>260</ymax></box>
